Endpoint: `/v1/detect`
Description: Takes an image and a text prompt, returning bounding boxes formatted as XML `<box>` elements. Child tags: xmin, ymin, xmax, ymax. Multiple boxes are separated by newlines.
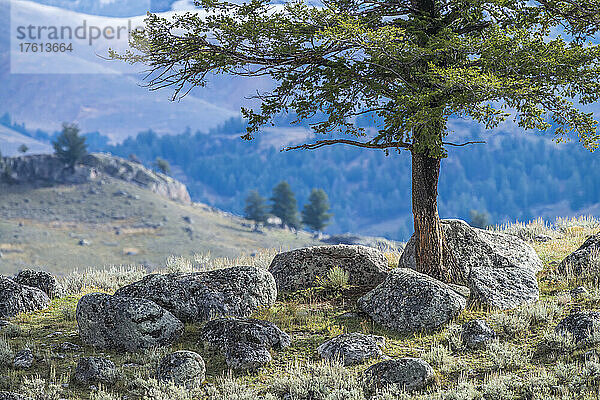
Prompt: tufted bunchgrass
<box><xmin>315</xmin><ymin>266</ymin><xmax>350</xmax><ymax>291</ymax></box>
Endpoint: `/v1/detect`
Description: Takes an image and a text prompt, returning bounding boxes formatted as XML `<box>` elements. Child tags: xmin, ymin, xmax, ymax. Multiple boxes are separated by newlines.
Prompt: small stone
<box><xmin>225</xmin><ymin>343</ymin><xmax>271</xmax><ymax>370</ymax></box>
<box><xmin>13</xmin><ymin>349</ymin><xmax>34</xmax><ymax>369</ymax></box>
<box><xmin>157</xmin><ymin>351</ymin><xmax>205</xmax><ymax>389</ymax></box>
<box><xmin>570</xmin><ymin>286</ymin><xmax>589</xmax><ymax>298</ymax></box>
<box><xmin>73</xmin><ymin>357</ymin><xmax>118</xmax><ymax>385</ymax></box>
<box><xmin>461</xmin><ymin>320</ymin><xmax>496</xmax><ymax>349</ymax></box>
<box><xmin>364</xmin><ymin>358</ymin><xmax>434</xmax><ymax>392</ymax></box>
<box><xmin>555</xmin><ymin>311</ymin><xmax>600</xmax><ymax>343</ymax></box>
<box><xmin>78</xmin><ymin>239</ymin><xmax>90</xmax><ymax>246</ymax></box>
<box><xmin>317</xmin><ymin>332</ymin><xmax>385</xmax><ymax>366</ymax></box>
<box><xmin>52</xmin><ymin>342</ymin><xmax>82</xmax><ymax>353</ymax></box>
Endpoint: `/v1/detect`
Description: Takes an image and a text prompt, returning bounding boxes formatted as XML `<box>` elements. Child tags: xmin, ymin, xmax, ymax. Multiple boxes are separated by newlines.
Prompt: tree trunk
<box><xmin>411</xmin><ymin>150</ymin><xmax>461</xmax><ymax>284</ymax></box>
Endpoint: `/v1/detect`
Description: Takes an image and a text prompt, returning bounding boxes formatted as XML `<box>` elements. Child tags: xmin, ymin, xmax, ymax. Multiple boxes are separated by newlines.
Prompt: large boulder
<box><xmin>317</xmin><ymin>332</ymin><xmax>385</xmax><ymax>366</ymax></box>
<box><xmin>559</xmin><ymin>234</ymin><xmax>600</xmax><ymax>274</ymax></box>
<box><xmin>114</xmin><ymin>266</ymin><xmax>276</xmax><ymax>323</ymax></box>
<box><xmin>400</xmin><ymin>219</ymin><xmax>541</xmax><ymax>309</ymax></box>
<box><xmin>76</xmin><ymin>293</ymin><xmax>183</xmax><ymax>352</ymax></box>
<box><xmin>157</xmin><ymin>351</ymin><xmax>206</xmax><ymax>389</ymax></box>
<box><xmin>0</xmin><ymin>276</ymin><xmax>50</xmax><ymax>318</ymax></box>
<box><xmin>555</xmin><ymin>311</ymin><xmax>600</xmax><ymax>343</ymax></box>
<box><xmin>200</xmin><ymin>318</ymin><xmax>290</xmax><ymax>370</ymax></box>
<box><xmin>269</xmin><ymin>245</ymin><xmax>389</xmax><ymax>292</ymax></box>
<box><xmin>363</xmin><ymin>358</ymin><xmax>434</xmax><ymax>392</ymax></box>
<box><xmin>13</xmin><ymin>269</ymin><xmax>64</xmax><ymax>299</ymax></box>
<box><xmin>73</xmin><ymin>357</ymin><xmax>118</xmax><ymax>385</ymax></box>
<box><xmin>358</xmin><ymin>268</ymin><xmax>466</xmax><ymax>333</ymax></box>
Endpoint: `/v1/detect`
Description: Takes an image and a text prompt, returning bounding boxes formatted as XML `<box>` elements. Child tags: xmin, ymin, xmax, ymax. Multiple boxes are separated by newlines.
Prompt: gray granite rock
<box><xmin>0</xmin><ymin>392</ymin><xmax>30</xmax><ymax>400</ymax></box>
<box><xmin>555</xmin><ymin>311</ymin><xmax>600</xmax><ymax>343</ymax></box>
<box><xmin>201</xmin><ymin>318</ymin><xmax>290</xmax><ymax>370</ymax></box>
<box><xmin>364</xmin><ymin>358</ymin><xmax>434</xmax><ymax>392</ymax></box>
<box><xmin>400</xmin><ymin>220</ymin><xmax>541</xmax><ymax>309</ymax></box>
<box><xmin>358</xmin><ymin>268</ymin><xmax>466</xmax><ymax>333</ymax></box>
<box><xmin>0</xmin><ymin>276</ymin><xmax>50</xmax><ymax>318</ymax></box>
<box><xmin>559</xmin><ymin>234</ymin><xmax>600</xmax><ymax>274</ymax></box>
<box><xmin>317</xmin><ymin>332</ymin><xmax>385</xmax><ymax>366</ymax></box>
<box><xmin>114</xmin><ymin>266</ymin><xmax>276</xmax><ymax>323</ymax></box>
<box><xmin>13</xmin><ymin>349</ymin><xmax>33</xmax><ymax>369</ymax></box>
<box><xmin>76</xmin><ymin>293</ymin><xmax>183</xmax><ymax>351</ymax></box>
<box><xmin>73</xmin><ymin>357</ymin><xmax>118</xmax><ymax>385</ymax></box>
<box><xmin>157</xmin><ymin>351</ymin><xmax>205</xmax><ymax>388</ymax></box>
<box><xmin>269</xmin><ymin>245</ymin><xmax>388</xmax><ymax>292</ymax></box>
<box><xmin>461</xmin><ymin>320</ymin><xmax>496</xmax><ymax>349</ymax></box>
<box><xmin>13</xmin><ymin>269</ymin><xmax>64</xmax><ymax>299</ymax></box>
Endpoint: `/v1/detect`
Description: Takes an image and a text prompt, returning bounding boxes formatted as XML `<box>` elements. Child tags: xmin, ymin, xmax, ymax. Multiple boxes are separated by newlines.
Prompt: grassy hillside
<box><xmin>0</xmin><ymin>178</ymin><xmax>322</xmax><ymax>276</ymax></box>
<box><xmin>0</xmin><ymin>218</ymin><xmax>599</xmax><ymax>399</ymax></box>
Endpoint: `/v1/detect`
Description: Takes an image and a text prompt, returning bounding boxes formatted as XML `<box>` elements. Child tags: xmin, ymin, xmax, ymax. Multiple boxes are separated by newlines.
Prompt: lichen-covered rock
<box><xmin>201</xmin><ymin>318</ymin><xmax>291</xmax><ymax>350</ymax></box>
<box><xmin>157</xmin><ymin>351</ymin><xmax>205</xmax><ymax>388</ymax></box>
<box><xmin>559</xmin><ymin>234</ymin><xmax>600</xmax><ymax>274</ymax></box>
<box><xmin>555</xmin><ymin>311</ymin><xmax>600</xmax><ymax>343</ymax></box>
<box><xmin>73</xmin><ymin>357</ymin><xmax>118</xmax><ymax>385</ymax></box>
<box><xmin>269</xmin><ymin>245</ymin><xmax>389</xmax><ymax>292</ymax></box>
<box><xmin>76</xmin><ymin>293</ymin><xmax>183</xmax><ymax>351</ymax></box>
<box><xmin>13</xmin><ymin>269</ymin><xmax>64</xmax><ymax>299</ymax></box>
<box><xmin>225</xmin><ymin>342</ymin><xmax>272</xmax><ymax>370</ymax></box>
<box><xmin>400</xmin><ymin>219</ymin><xmax>541</xmax><ymax>309</ymax></box>
<box><xmin>201</xmin><ymin>318</ymin><xmax>290</xmax><ymax>370</ymax></box>
<box><xmin>461</xmin><ymin>320</ymin><xmax>496</xmax><ymax>349</ymax></box>
<box><xmin>115</xmin><ymin>266</ymin><xmax>276</xmax><ymax>323</ymax></box>
<box><xmin>363</xmin><ymin>358</ymin><xmax>434</xmax><ymax>392</ymax></box>
<box><xmin>316</xmin><ymin>332</ymin><xmax>385</xmax><ymax>366</ymax></box>
<box><xmin>0</xmin><ymin>392</ymin><xmax>30</xmax><ymax>400</ymax></box>
<box><xmin>358</xmin><ymin>268</ymin><xmax>465</xmax><ymax>333</ymax></box>
<box><xmin>0</xmin><ymin>276</ymin><xmax>50</xmax><ymax>318</ymax></box>
<box><xmin>13</xmin><ymin>349</ymin><xmax>33</xmax><ymax>369</ymax></box>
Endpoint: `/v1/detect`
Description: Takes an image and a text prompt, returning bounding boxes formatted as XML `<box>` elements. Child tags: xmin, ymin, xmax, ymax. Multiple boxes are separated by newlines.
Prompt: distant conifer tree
<box><xmin>53</xmin><ymin>123</ymin><xmax>88</xmax><ymax>170</ymax></box>
<box><xmin>270</xmin><ymin>181</ymin><xmax>300</xmax><ymax>229</ymax></box>
<box><xmin>18</xmin><ymin>144</ymin><xmax>28</xmax><ymax>154</ymax></box>
<box><xmin>154</xmin><ymin>157</ymin><xmax>171</xmax><ymax>175</ymax></box>
<box><xmin>302</xmin><ymin>189</ymin><xmax>332</xmax><ymax>232</ymax></box>
<box><xmin>244</xmin><ymin>190</ymin><xmax>268</xmax><ymax>225</ymax></box>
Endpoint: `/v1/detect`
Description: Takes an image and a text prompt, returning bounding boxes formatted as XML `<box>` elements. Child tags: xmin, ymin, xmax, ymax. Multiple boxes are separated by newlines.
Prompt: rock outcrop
<box><xmin>358</xmin><ymin>268</ymin><xmax>466</xmax><ymax>333</ymax></box>
<box><xmin>317</xmin><ymin>333</ymin><xmax>385</xmax><ymax>366</ymax></box>
<box><xmin>321</xmin><ymin>234</ymin><xmax>405</xmax><ymax>252</ymax></box>
<box><xmin>0</xmin><ymin>153</ymin><xmax>191</xmax><ymax>204</ymax></box>
<box><xmin>76</xmin><ymin>293</ymin><xmax>183</xmax><ymax>351</ymax></box>
<box><xmin>200</xmin><ymin>318</ymin><xmax>290</xmax><ymax>370</ymax></box>
<box><xmin>555</xmin><ymin>311</ymin><xmax>600</xmax><ymax>343</ymax></box>
<box><xmin>461</xmin><ymin>320</ymin><xmax>496</xmax><ymax>349</ymax></box>
<box><xmin>73</xmin><ymin>357</ymin><xmax>118</xmax><ymax>385</ymax></box>
<box><xmin>157</xmin><ymin>351</ymin><xmax>206</xmax><ymax>389</ymax></box>
<box><xmin>559</xmin><ymin>234</ymin><xmax>600</xmax><ymax>274</ymax></box>
<box><xmin>115</xmin><ymin>266</ymin><xmax>277</xmax><ymax>323</ymax></box>
<box><xmin>0</xmin><ymin>276</ymin><xmax>50</xmax><ymax>318</ymax></box>
<box><xmin>363</xmin><ymin>358</ymin><xmax>434</xmax><ymax>392</ymax></box>
<box><xmin>400</xmin><ymin>219</ymin><xmax>541</xmax><ymax>309</ymax></box>
<box><xmin>13</xmin><ymin>269</ymin><xmax>63</xmax><ymax>299</ymax></box>
<box><xmin>269</xmin><ymin>245</ymin><xmax>389</xmax><ymax>292</ymax></box>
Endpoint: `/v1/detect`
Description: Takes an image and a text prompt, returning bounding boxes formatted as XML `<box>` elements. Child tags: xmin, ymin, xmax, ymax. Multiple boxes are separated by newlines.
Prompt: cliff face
<box><xmin>0</xmin><ymin>153</ymin><xmax>191</xmax><ymax>204</ymax></box>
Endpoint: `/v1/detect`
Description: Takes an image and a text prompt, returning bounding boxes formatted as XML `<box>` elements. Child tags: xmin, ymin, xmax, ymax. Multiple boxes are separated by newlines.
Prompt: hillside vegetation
<box><xmin>0</xmin><ymin>177</ymin><xmax>321</xmax><ymax>276</ymax></box>
<box><xmin>0</xmin><ymin>217</ymin><xmax>599</xmax><ymax>399</ymax></box>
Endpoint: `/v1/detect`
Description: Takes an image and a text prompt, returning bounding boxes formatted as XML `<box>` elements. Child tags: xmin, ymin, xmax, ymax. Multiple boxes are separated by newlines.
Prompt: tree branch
<box><xmin>442</xmin><ymin>140</ymin><xmax>486</xmax><ymax>147</ymax></box>
<box><xmin>282</xmin><ymin>139</ymin><xmax>412</xmax><ymax>151</ymax></box>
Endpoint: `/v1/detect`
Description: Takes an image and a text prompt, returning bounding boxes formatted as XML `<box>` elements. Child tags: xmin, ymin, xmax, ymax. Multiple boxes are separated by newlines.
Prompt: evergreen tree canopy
<box><xmin>270</xmin><ymin>181</ymin><xmax>300</xmax><ymax>229</ymax></box>
<box><xmin>302</xmin><ymin>188</ymin><xmax>332</xmax><ymax>232</ymax></box>
<box><xmin>18</xmin><ymin>144</ymin><xmax>28</xmax><ymax>154</ymax></box>
<box><xmin>154</xmin><ymin>157</ymin><xmax>171</xmax><ymax>175</ymax></box>
<box><xmin>53</xmin><ymin>123</ymin><xmax>88</xmax><ymax>169</ymax></box>
<box><xmin>244</xmin><ymin>190</ymin><xmax>268</xmax><ymax>223</ymax></box>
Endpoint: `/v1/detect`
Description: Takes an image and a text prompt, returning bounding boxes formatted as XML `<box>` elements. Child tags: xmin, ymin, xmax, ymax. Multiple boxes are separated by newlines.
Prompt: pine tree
<box><xmin>154</xmin><ymin>157</ymin><xmax>171</xmax><ymax>175</ymax></box>
<box><xmin>53</xmin><ymin>123</ymin><xmax>88</xmax><ymax>170</ymax></box>
<box><xmin>18</xmin><ymin>144</ymin><xmax>28</xmax><ymax>154</ymax></box>
<box><xmin>270</xmin><ymin>181</ymin><xmax>300</xmax><ymax>229</ymax></box>
<box><xmin>302</xmin><ymin>189</ymin><xmax>332</xmax><ymax>232</ymax></box>
<box><xmin>244</xmin><ymin>190</ymin><xmax>268</xmax><ymax>225</ymax></box>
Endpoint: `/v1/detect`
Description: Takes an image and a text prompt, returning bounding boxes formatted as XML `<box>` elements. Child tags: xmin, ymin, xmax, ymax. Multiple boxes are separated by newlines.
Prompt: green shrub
<box><xmin>316</xmin><ymin>266</ymin><xmax>350</xmax><ymax>291</ymax></box>
<box><xmin>0</xmin><ymin>336</ymin><xmax>13</xmax><ymax>368</ymax></box>
<box><xmin>486</xmin><ymin>341</ymin><xmax>530</xmax><ymax>371</ymax></box>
